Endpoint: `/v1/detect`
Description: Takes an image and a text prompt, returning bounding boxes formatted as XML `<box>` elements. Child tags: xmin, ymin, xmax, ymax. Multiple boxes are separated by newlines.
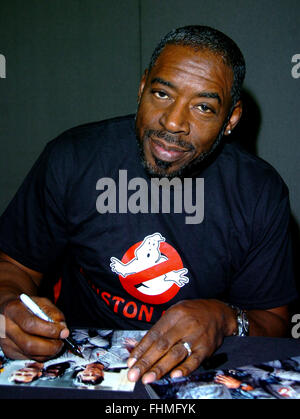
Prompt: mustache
<box><xmin>144</xmin><ymin>129</ymin><xmax>195</xmax><ymax>151</ymax></box>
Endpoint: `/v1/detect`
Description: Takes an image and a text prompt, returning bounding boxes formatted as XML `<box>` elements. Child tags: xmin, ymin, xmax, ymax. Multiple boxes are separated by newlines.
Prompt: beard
<box><xmin>135</xmin><ymin>122</ymin><xmax>227</xmax><ymax>179</ymax></box>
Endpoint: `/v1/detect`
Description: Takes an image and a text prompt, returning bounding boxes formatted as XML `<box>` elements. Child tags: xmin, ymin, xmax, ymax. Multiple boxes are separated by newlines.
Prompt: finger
<box><xmin>214</xmin><ymin>375</ymin><xmax>226</xmax><ymax>384</ymax></box>
<box><xmin>0</xmin><ymin>336</ymin><xmax>29</xmax><ymax>360</ymax></box>
<box><xmin>127</xmin><ymin>310</ymin><xmax>181</xmax><ymax>368</ymax></box>
<box><xmin>34</xmin><ymin>297</ymin><xmax>67</xmax><ymax>325</ymax></box>
<box><xmin>128</xmin><ymin>325</ymin><xmax>184</xmax><ymax>382</ymax></box>
<box><xmin>170</xmin><ymin>347</ymin><xmax>207</xmax><ymax>379</ymax></box>
<box><xmin>4</xmin><ymin>316</ymin><xmax>64</xmax><ymax>360</ymax></box>
<box><xmin>0</xmin><ymin>336</ymin><xmax>56</xmax><ymax>362</ymax></box>
<box><xmin>127</xmin><ymin>328</ymin><xmax>162</xmax><ymax>369</ymax></box>
<box><xmin>141</xmin><ymin>341</ymin><xmax>192</xmax><ymax>384</ymax></box>
<box><xmin>0</xmin><ymin>335</ymin><xmax>50</xmax><ymax>361</ymax></box>
<box><xmin>5</xmin><ymin>298</ymin><xmax>68</xmax><ymax>340</ymax></box>
<box><xmin>33</xmin><ymin>297</ymin><xmax>70</xmax><ymax>339</ymax></box>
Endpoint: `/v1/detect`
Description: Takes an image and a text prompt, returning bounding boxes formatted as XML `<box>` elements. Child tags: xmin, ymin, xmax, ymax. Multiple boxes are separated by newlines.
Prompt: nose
<box><xmin>159</xmin><ymin>100</ymin><xmax>190</xmax><ymax>135</ymax></box>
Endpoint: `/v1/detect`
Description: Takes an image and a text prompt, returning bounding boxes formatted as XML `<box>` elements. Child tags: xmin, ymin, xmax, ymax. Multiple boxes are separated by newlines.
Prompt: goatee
<box><xmin>136</xmin><ymin>125</ymin><xmax>227</xmax><ymax>179</ymax></box>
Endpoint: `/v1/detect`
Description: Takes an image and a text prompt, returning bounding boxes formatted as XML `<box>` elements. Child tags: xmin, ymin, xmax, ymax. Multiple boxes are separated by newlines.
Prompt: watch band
<box><xmin>229</xmin><ymin>305</ymin><xmax>249</xmax><ymax>336</ymax></box>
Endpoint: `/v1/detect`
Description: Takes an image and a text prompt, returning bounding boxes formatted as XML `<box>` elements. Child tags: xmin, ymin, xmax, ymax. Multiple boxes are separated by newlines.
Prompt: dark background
<box><xmin>0</xmin><ymin>0</ymin><xmax>299</xmax><ymax>303</ymax></box>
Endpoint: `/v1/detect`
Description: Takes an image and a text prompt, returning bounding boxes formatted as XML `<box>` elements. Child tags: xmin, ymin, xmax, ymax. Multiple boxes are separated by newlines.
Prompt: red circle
<box><xmin>118</xmin><ymin>241</ymin><xmax>184</xmax><ymax>304</ymax></box>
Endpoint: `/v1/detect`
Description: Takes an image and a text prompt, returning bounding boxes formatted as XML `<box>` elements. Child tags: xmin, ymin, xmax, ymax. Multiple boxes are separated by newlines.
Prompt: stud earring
<box><xmin>227</xmin><ymin>129</ymin><xmax>232</xmax><ymax>135</ymax></box>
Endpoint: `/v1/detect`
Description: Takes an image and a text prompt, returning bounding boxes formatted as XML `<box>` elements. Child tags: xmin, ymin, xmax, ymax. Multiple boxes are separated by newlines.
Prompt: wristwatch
<box><xmin>229</xmin><ymin>305</ymin><xmax>249</xmax><ymax>336</ymax></box>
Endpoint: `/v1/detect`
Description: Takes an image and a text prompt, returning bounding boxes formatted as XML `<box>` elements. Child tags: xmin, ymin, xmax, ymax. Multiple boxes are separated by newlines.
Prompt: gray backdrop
<box><xmin>0</xmin><ymin>0</ymin><xmax>299</xmax><ymax>284</ymax></box>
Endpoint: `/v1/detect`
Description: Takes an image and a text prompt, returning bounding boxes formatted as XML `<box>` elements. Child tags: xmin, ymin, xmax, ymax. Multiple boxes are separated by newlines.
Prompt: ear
<box><xmin>224</xmin><ymin>100</ymin><xmax>243</xmax><ymax>136</ymax></box>
<box><xmin>137</xmin><ymin>70</ymin><xmax>148</xmax><ymax>103</ymax></box>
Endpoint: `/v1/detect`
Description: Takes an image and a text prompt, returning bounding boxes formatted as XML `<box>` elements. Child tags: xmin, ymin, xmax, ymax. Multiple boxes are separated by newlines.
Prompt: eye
<box><xmin>152</xmin><ymin>90</ymin><xmax>169</xmax><ymax>100</ymax></box>
<box><xmin>196</xmin><ymin>104</ymin><xmax>215</xmax><ymax>114</ymax></box>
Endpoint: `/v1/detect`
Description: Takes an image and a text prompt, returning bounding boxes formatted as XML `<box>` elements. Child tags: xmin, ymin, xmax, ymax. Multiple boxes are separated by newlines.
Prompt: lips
<box><xmin>150</xmin><ymin>137</ymin><xmax>191</xmax><ymax>162</ymax></box>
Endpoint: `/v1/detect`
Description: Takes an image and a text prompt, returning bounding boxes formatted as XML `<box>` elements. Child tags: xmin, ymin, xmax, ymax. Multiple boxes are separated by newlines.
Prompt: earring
<box><xmin>227</xmin><ymin>130</ymin><xmax>232</xmax><ymax>135</ymax></box>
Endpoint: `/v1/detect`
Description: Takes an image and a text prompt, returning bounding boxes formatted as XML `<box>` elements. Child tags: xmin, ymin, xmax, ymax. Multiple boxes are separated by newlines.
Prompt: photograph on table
<box><xmin>146</xmin><ymin>355</ymin><xmax>300</xmax><ymax>399</ymax></box>
<box><xmin>0</xmin><ymin>328</ymin><xmax>146</xmax><ymax>392</ymax></box>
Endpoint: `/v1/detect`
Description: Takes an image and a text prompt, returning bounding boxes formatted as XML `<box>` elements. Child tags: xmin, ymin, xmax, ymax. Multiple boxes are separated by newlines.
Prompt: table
<box><xmin>1</xmin><ymin>336</ymin><xmax>300</xmax><ymax>399</ymax></box>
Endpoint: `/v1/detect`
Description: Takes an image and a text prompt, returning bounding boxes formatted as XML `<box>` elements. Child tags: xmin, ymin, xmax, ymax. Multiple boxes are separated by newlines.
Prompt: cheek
<box><xmin>137</xmin><ymin>98</ymin><xmax>160</xmax><ymax>127</ymax></box>
<box><xmin>190</xmin><ymin>123</ymin><xmax>223</xmax><ymax>152</ymax></box>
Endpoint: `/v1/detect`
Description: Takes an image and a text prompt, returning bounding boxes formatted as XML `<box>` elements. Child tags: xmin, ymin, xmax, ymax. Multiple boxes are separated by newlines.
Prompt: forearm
<box><xmin>0</xmin><ymin>259</ymin><xmax>38</xmax><ymax>312</ymax></box>
<box><xmin>223</xmin><ymin>301</ymin><xmax>289</xmax><ymax>338</ymax></box>
<box><xmin>247</xmin><ymin>309</ymin><xmax>289</xmax><ymax>337</ymax></box>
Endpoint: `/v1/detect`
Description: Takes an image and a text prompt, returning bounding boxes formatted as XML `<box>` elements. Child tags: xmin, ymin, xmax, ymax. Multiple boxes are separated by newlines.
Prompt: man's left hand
<box><xmin>127</xmin><ymin>299</ymin><xmax>236</xmax><ymax>384</ymax></box>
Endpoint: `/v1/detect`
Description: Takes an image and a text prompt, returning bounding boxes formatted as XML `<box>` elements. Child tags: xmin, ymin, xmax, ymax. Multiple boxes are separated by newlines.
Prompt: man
<box><xmin>10</xmin><ymin>362</ymin><xmax>44</xmax><ymax>384</ymax></box>
<box><xmin>0</xmin><ymin>26</ymin><xmax>297</xmax><ymax>385</ymax></box>
<box><xmin>73</xmin><ymin>362</ymin><xmax>105</xmax><ymax>386</ymax></box>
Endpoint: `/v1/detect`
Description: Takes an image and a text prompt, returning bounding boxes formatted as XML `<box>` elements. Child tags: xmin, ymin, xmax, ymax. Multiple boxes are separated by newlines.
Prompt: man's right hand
<box><xmin>0</xmin><ymin>251</ymin><xmax>69</xmax><ymax>361</ymax></box>
<box><xmin>0</xmin><ymin>296</ymin><xmax>69</xmax><ymax>361</ymax></box>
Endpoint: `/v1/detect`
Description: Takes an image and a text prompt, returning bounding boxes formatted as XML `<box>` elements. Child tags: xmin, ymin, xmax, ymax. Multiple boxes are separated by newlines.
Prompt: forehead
<box><xmin>149</xmin><ymin>44</ymin><xmax>233</xmax><ymax>102</ymax></box>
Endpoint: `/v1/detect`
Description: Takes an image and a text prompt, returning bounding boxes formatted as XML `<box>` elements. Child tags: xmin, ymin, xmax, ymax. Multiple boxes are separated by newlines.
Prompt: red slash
<box><xmin>118</xmin><ymin>241</ymin><xmax>184</xmax><ymax>304</ymax></box>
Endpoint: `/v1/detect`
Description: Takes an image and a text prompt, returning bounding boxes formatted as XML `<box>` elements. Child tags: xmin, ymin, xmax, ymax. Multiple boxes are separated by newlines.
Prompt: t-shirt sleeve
<box><xmin>228</xmin><ymin>173</ymin><xmax>298</xmax><ymax>310</ymax></box>
<box><xmin>0</xmin><ymin>137</ymin><xmax>72</xmax><ymax>273</ymax></box>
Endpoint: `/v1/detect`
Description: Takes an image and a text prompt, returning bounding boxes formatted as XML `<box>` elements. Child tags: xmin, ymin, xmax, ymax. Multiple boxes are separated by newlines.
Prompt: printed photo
<box><xmin>146</xmin><ymin>355</ymin><xmax>300</xmax><ymax>399</ymax></box>
<box><xmin>0</xmin><ymin>328</ymin><xmax>146</xmax><ymax>392</ymax></box>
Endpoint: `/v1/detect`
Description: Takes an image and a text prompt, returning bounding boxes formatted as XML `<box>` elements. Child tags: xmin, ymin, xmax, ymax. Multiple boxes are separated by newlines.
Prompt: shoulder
<box><xmin>218</xmin><ymin>142</ymin><xmax>289</xmax><ymax>198</ymax></box>
<box><xmin>40</xmin><ymin>114</ymin><xmax>136</xmax><ymax>173</ymax></box>
<box><xmin>64</xmin><ymin>113</ymin><xmax>135</xmax><ymax>139</ymax></box>
<box><xmin>46</xmin><ymin>114</ymin><xmax>135</xmax><ymax>152</ymax></box>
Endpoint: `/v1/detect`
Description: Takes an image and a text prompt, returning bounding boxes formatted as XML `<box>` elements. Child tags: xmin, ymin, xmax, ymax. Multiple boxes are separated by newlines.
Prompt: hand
<box><xmin>214</xmin><ymin>374</ymin><xmax>254</xmax><ymax>391</ymax></box>
<box><xmin>214</xmin><ymin>374</ymin><xmax>242</xmax><ymax>389</ymax></box>
<box><xmin>127</xmin><ymin>299</ymin><xmax>235</xmax><ymax>384</ymax></box>
<box><xmin>0</xmin><ymin>296</ymin><xmax>69</xmax><ymax>361</ymax></box>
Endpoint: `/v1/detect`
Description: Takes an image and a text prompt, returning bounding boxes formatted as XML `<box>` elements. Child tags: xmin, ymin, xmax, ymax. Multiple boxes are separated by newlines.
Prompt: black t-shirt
<box><xmin>0</xmin><ymin>115</ymin><xmax>297</xmax><ymax>329</ymax></box>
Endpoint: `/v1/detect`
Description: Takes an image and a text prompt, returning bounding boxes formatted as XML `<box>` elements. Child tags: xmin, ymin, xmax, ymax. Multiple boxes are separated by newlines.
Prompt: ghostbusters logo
<box><xmin>110</xmin><ymin>233</ymin><xmax>189</xmax><ymax>304</ymax></box>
